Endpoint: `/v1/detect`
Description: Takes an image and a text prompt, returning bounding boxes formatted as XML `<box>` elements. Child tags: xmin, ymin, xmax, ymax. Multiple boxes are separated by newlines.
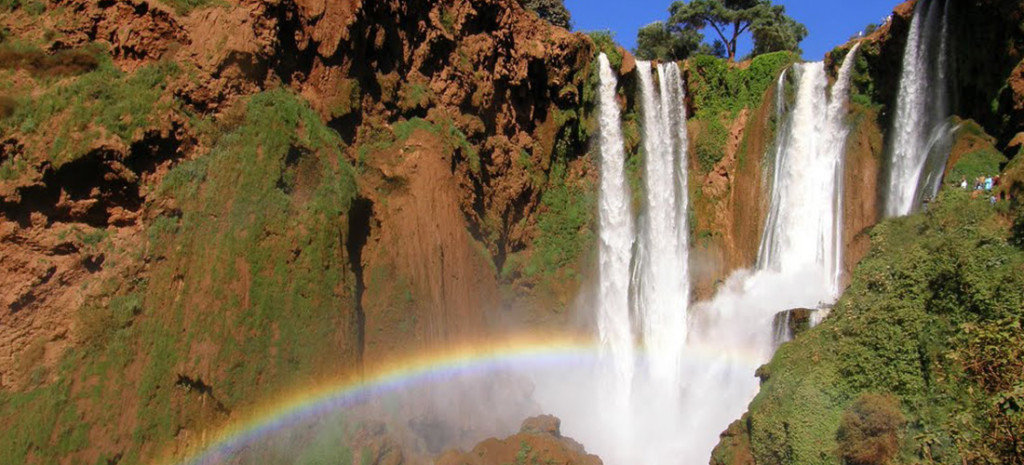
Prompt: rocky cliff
<box><xmin>0</xmin><ymin>0</ymin><xmax>599</xmax><ymax>463</ymax></box>
<box><xmin>5</xmin><ymin>0</ymin><xmax>1024</xmax><ymax>464</ymax></box>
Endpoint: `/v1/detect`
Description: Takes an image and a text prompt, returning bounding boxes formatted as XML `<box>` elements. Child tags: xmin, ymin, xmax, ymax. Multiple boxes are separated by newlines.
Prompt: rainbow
<box><xmin>168</xmin><ymin>334</ymin><xmax>769</xmax><ymax>465</ymax></box>
<box><xmin>169</xmin><ymin>334</ymin><xmax>597</xmax><ymax>465</ymax></box>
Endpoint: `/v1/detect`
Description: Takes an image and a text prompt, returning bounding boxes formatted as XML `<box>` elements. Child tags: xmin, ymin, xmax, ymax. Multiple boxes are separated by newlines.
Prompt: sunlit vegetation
<box><xmin>726</xmin><ymin>185</ymin><xmax>1024</xmax><ymax>465</ymax></box>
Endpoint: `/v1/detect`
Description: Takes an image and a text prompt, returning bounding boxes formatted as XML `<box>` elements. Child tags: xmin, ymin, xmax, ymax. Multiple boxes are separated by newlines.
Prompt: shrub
<box><xmin>696</xmin><ymin>119</ymin><xmax>729</xmax><ymax>171</ymax></box>
<box><xmin>836</xmin><ymin>393</ymin><xmax>905</xmax><ymax>465</ymax></box>
<box><xmin>588</xmin><ymin>31</ymin><xmax>622</xmax><ymax>70</ymax></box>
<box><xmin>689</xmin><ymin>52</ymin><xmax>795</xmax><ymax>119</ymax></box>
<box><xmin>519</xmin><ymin>0</ymin><xmax>571</xmax><ymax>29</ymax></box>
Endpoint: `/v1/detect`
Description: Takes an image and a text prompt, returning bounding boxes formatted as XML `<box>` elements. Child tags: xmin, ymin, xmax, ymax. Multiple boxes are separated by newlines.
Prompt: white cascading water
<box><xmin>758</xmin><ymin>68</ymin><xmax>792</xmax><ymax>263</ymax></box>
<box><xmin>634</xmin><ymin>61</ymin><xmax>690</xmax><ymax>390</ymax></box>
<box><xmin>535</xmin><ymin>49</ymin><xmax>862</xmax><ymax>465</ymax></box>
<box><xmin>826</xmin><ymin>43</ymin><xmax>862</xmax><ymax>296</ymax></box>
<box><xmin>886</xmin><ymin>0</ymin><xmax>952</xmax><ymax>217</ymax></box>
<box><xmin>674</xmin><ymin>53</ymin><xmax>861</xmax><ymax>459</ymax></box>
<box><xmin>595</xmin><ymin>53</ymin><xmax>636</xmax><ymax>398</ymax></box>
<box><xmin>757</xmin><ymin>55</ymin><xmax>857</xmax><ymax>297</ymax></box>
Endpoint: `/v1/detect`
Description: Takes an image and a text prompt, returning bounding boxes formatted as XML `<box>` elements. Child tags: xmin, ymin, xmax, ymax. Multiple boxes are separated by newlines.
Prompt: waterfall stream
<box><xmin>540</xmin><ymin>48</ymin><xmax>862</xmax><ymax>465</ymax></box>
<box><xmin>635</xmin><ymin>61</ymin><xmax>691</xmax><ymax>390</ymax></box>
<box><xmin>595</xmin><ymin>53</ymin><xmax>636</xmax><ymax>398</ymax></box>
<box><xmin>886</xmin><ymin>0</ymin><xmax>952</xmax><ymax>217</ymax></box>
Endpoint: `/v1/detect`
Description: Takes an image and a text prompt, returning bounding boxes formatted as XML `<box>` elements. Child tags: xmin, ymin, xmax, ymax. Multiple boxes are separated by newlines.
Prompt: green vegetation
<box><xmin>0</xmin><ymin>0</ymin><xmax>45</xmax><ymax>15</ymax></box>
<box><xmin>696</xmin><ymin>119</ymin><xmax>730</xmax><ymax>171</ymax></box>
<box><xmin>0</xmin><ymin>360</ymin><xmax>89</xmax><ymax>465</ymax></box>
<box><xmin>398</xmin><ymin>82</ymin><xmax>433</xmax><ymax>113</ymax></box>
<box><xmin>836</xmin><ymin>393</ymin><xmax>905</xmax><ymax>465</ymax></box>
<box><xmin>587</xmin><ymin>31</ymin><xmax>622</xmax><ymax>69</ymax></box>
<box><xmin>0</xmin><ymin>41</ymin><xmax>99</xmax><ymax>77</ymax></box>
<box><xmin>515</xmin><ymin>440</ymin><xmax>533</xmax><ymax>465</ymax></box>
<box><xmin>637</xmin><ymin>0</ymin><xmax>806</xmax><ymax>62</ymax></box>
<box><xmin>947</xmin><ymin>121</ymin><xmax>1009</xmax><ymax>185</ymax></box>
<box><xmin>528</xmin><ymin>161</ymin><xmax>595</xmax><ymax>279</ymax></box>
<box><xmin>850</xmin><ymin>47</ymin><xmax>880</xmax><ymax>110</ymax></box>
<box><xmin>722</xmin><ymin>184</ymin><xmax>1024</xmax><ymax>465</ymax></box>
<box><xmin>635</xmin><ymin>21</ymin><xmax>702</xmax><ymax>61</ymax></box>
<box><xmin>519</xmin><ymin>0</ymin><xmax>572</xmax><ymax>29</ymax></box>
<box><xmin>145</xmin><ymin>88</ymin><xmax>358</xmax><ymax>408</ymax></box>
<box><xmin>1</xmin><ymin>52</ymin><xmax>180</xmax><ymax>168</ymax></box>
<box><xmin>0</xmin><ymin>89</ymin><xmax>360</xmax><ymax>464</ymax></box>
<box><xmin>950</xmin><ymin>147</ymin><xmax>1007</xmax><ymax>186</ymax></box>
<box><xmin>440</xmin><ymin>7</ymin><xmax>456</xmax><ymax>34</ymax></box>
<box><xmin>687</xmin><ymin>51</ymin><xmax>794</xmax><ymax>171</ymax></box>
<box><xmin>689</xmin><ymin>51</ymin><xmax>794</xmax><ymax>116</ymax></box>
<box><xmin>361</xmin><ymin>116</ymin><xmax>479</xmax><ymax>175</ymax></box>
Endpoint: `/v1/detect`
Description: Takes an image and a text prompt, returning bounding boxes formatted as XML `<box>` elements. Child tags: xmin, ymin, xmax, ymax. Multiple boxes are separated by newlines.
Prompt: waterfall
<box><xmin>534</xmin><ymin>51</ymin><xmax>859</xmax><ymax>465</ymax></box>
<box><xmin>595</xmin><ymin>53</ymin><xmax>636</xmax><ymax>395</ymax></box>
<box><xmin>757</xmin><ymin>68</ymin><xmax>792</xmax><ymax>268</ymax></box>
<box><xmin>757</xmin><ymin>46</ymin><xmax>860</xmax><ymax>298</ymax></box>
<box><xmin>886</xmin><ymin>0</ymin><xmax>952</xmax><ymax>217</ymax></box>
<box><xmin>826</xmin><ymin>42</ymin><xmax>862</xmax><ymax>297</ymax></box>
<box><xmin>758</xmin><ymin>63</ymin><xmax>831</xmax><ymax>279</ymax></box>
<box><xmin>634</xmin><ymin>61</ymin><xmax>690</xmax><ymax>388</ymax></box>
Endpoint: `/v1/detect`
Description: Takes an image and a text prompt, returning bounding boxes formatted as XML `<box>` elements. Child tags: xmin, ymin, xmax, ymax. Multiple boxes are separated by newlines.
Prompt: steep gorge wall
<box><xmin>0</xmin><ymin>1</ymin><xmax>600</xmax><ymax>463</ymax></box>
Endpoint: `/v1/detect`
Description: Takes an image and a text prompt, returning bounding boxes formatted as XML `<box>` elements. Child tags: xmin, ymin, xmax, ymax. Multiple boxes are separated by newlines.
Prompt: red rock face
<box><xmin>0</xmin><ymin>1</ymin><xmax>597</xmax><ymax>462</ymax></box>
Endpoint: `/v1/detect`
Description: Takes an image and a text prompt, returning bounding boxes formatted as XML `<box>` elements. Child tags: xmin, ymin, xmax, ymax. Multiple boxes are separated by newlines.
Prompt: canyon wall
<box><xmin>0</xmin><ymin>1</ymin><xmax>598</xmax><ymax>463</ymax></box>
<box><xmin>4</xmin><ymin>0</ymin><xmax>1024</xmax><ymax>464</ymax></box>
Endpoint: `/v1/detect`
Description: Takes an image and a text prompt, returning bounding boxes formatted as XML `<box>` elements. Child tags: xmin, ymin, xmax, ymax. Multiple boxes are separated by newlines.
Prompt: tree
<box><xmin>668</xmin><ymin>0</ymin><xmax>806</xmax><ymax>62</ymax></box>
<box><xmin>696</xmin><ymin>40</ymin><xmax>727</xmax><ymax>58</ymax></box>
<box><xmin>520</xmin><ymin>0</ymin><xmax>572</xmax><ymax>30</ymax></box>
<box><xmin>750</xmin><ymin>5</ymin><xmax>807</xmax><ymax>56</ymax></box>
<box><xmin>635</xmin><ymin>21</ymin><xmax>703</xmax><ymax>61</ymax></box>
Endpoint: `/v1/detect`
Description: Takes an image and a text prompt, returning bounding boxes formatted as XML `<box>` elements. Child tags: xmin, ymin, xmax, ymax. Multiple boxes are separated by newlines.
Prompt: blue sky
<box><xmin>563</xmin><ymin>0</ymin><xmax>901</xmax><ymax>60</ymax></box>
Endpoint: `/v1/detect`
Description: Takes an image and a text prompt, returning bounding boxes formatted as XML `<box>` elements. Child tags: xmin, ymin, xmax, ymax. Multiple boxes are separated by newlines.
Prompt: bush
<box><xmin>836</xmin><ymin>393</ymin><xmax>905</xmax><ymax>465</ymax></box>
<box><xmin>688</xmin><ymin>52</ymin><xmax>795</xmax><ymax>118</ymax></box>
<box><xmin>519</xmin><ymin>0</ymin><xmax>571</xmax><ymax>29</ymax></box>
<box><xmin>588</xmin><ymin>31</ymin><xmax>622</xmax><ymax>69</ymax></box>
<box><xmin>696</xmin><ymin>119</ymin><xmax>729</xmax><ymax>171</ymax></box>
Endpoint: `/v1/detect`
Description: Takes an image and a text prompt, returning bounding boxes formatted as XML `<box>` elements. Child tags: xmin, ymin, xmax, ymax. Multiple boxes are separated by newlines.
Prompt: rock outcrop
<box><xmin>436</xmin><ymin>415</ymin><xmax>602</xmax><ymax>465</ymax></box>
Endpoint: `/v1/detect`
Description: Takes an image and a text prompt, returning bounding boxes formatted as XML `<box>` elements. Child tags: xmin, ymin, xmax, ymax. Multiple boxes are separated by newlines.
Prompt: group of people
<box><xmin>959</xmin><ymin>174</ymin><xmax>1002</xmax><ymax>204</ymax></box>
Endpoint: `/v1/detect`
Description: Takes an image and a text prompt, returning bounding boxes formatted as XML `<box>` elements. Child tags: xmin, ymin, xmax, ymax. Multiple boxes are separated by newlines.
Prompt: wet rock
<box><xmin>772</xmin><ymin>308</ymin><xmax>814</xmax><ymax>343</ymax></box>
<box><xmin>436</xmin><ymin>415</ymin><xmax>601</xmax><ymax>465</ymax></box>
<box><xmin>519</xmin><ymin>414</ymin><xmax>560</xmax><ymax>437</ymax></box>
